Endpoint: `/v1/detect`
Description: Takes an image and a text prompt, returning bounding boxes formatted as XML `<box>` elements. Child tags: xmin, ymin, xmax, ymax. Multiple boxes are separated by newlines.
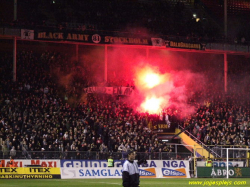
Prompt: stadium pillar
<box><xmin>14</xmin><ymin>0</ymin><xmax>17</xmax><ymax>21</ymax></box>
<box><xmin>13</xmin><ymin>36</ymin><xmax>16</xmax><ymax>82</ymax></box>
<box><xmin>224</xmin><ymin>0</ymin><xmax>227</xmax><ymax>38</ymax></box>
<box><xmin>76</xmin><ymin>44</ymin><xmax>79</xmax><ymax>62</ymax></box>
<box><xmin>224</xmin><ymin>53</ymin><xmax>228</xmax><ymax>93</ymax></box>
<box><xmin>194</xmin><ymin>145</ymin><xmax>196</xmax><ymax>178</ymax></box>
<box><xmin>104</xmin><ymin>45</ymin><xmax>108</xmax><ymax>82</ymax></box>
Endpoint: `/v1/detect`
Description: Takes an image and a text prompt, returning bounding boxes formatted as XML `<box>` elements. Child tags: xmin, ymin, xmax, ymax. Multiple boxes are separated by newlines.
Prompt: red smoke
<box><xmin>75</xmin><ymin>46</ymin><xmax>210</xmax><ymax>117</ymax></box>
<box><xmin>103</xmin><ymin>47</ymin><xmax>204</xmax><ymax>117</ymax></box>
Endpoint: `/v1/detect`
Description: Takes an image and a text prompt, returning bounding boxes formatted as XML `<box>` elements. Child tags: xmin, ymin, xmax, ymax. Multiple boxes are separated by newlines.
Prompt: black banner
<box><xmin>166</xmin><ymin>41</ymin><xmax>206</xmax><ymax>50</ymax></box>
<box><xmin>35</xmin><ymin>31</ymin><xmax>151</xmax><ymax>45</ymax></box>
<box><xmin>156</xmin><ymin>123</ymin><xmax>175</xmax><ymax>133</ymax></box>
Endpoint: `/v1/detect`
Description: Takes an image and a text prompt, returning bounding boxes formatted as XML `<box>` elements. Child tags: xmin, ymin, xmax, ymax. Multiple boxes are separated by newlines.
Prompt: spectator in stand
<box><xmin>0</xmin><ymin>49</ymin><xmax>249</xmax><ymax>162</ymax></box>
<box><xmin>9</xmin><ymin>146</ymin><xmax>16</xmax><ymax>158</ymax></box>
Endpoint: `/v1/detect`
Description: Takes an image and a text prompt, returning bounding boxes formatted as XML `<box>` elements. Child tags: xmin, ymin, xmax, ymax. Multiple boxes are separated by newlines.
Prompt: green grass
<box><xmin>0</xmin><ymin>178</ymin><xmax>250</xmax><ymax>187</ymax></box>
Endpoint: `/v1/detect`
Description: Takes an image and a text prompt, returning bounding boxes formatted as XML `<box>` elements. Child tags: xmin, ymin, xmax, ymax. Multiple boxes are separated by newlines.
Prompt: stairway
<box><xmin>177</xmin><ymin>128</ymin><xmax>219</xmax><ymax>159</ymax></box>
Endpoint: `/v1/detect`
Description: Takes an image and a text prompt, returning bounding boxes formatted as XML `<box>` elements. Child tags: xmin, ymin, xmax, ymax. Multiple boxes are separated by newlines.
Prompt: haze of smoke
<box><xmin>127</xmin><ymin>67</ymin><xmax>206</xmax><ymax>117</ymax></box>
<box><xmin>50</xmin><ymin>37</ymin><xmax>229</xmax><ymax>117</ymax></box>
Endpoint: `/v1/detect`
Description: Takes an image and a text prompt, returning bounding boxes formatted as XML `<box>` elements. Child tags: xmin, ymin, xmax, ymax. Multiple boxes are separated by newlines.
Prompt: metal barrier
<box><xmin>195</xmin><ymin>145</ymin><xmax>249</xmax><ymax>160</ymax></box>
<box><xmin>179</xmin><ymin>125</ymin><xmax>221</xmax><ymax>158</ymax></box>
<box><xmin>0</xmin><ymin>151</ymin><xmax>192</xmax><ymax>160</ymax></box>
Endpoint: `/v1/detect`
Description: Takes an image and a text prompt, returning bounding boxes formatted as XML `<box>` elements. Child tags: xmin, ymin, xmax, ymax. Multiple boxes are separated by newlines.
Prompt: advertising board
<box><xmin>0</xmin><ymin>159</ymin><xmax>60</xmax><ymax>168</ymax></box>
<box><xmin>60</xmin><ymin>160</ymin><xmax>190</xmax><ymax>179</ymax></box>
<box><xmin>0</xmin><ymin>167</ymin><xmax>61</xmax><ymax>179</ymax></box>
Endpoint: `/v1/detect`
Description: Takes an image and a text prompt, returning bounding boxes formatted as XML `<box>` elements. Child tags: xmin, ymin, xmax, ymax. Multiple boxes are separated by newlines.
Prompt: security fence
<box><xmin>0</xmin><ymin>150</ymin><xmax>192</xmax><ymax>160</ymax></box>
<box><xmin>195</xmin><ymin>145</ymin><xmax>249</xmax><ymax>161</ymax></box>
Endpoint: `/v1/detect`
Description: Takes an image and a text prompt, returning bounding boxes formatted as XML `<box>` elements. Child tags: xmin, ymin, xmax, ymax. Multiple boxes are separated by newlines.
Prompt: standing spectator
<box><xmin>62</xmin><ymin>148</ymin><xmax>69</xmax><ymax>159</ymax></box>
<box><xmin>16</xmin><ymin>145</ymin><xmax>22</xmax><ymax>158</ymax></box>
<box><xmin>47</xmin><ymin>144</ymin><xmax>54</xmax><ymax>159</ymax></box>
<box><xmin>8</xmin><ymin>156</ymin><xmax>14</xmax><ymax>167</ymax></box>
<box><xmin>2</xmin><ymin>142</ymin><xmax>9</xmax><ymax>158</ymax></box>
<box><xmin>10</xmin><ymin>146</ymin><xmax>16</xmax><ymax>158</ymax></box>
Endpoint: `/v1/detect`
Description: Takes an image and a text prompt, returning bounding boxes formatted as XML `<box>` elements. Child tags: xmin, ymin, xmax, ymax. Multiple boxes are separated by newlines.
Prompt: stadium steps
<box><xmin>176</xmin><ymin>128</ymin><xmax>208</xmax><ymax>158</ymax></box>
<box><xmin>177</xmin><ymin>127</ymin><xmax>220</xmax><ymax>159</ymax></box>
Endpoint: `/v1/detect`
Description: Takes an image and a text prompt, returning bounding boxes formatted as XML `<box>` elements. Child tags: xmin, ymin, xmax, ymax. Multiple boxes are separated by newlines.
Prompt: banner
<box><xmin>4</xmin><ymin>28</ymin><xmax>20</xmax><ymax>36</ymax></box>
<box><xmin>196</xmin><ymin>161</ymin><xmax>244</xmax><ymax>167</ymax></box>
<box><xmin>21</xmin><ymin>29</ymin><xmax>34</xmax><ymax>40</ymax></box>
<box><xmin>156</xmin><ymin>122</ymin><xmax>175</xmax><ymax>133</ymax></box>
<box><xmin>61</xmin><ymin>167</ymin><xmax>122</xmax><ymax>179</ymax></box>
<box><xmin>196</xmin><ymin>167</ymin><xmax>250</xmax><ymax>178</ymax></box>
<box><xmin>0</xmin><ymin>159</ymin><xmax>60</xmax><ymax>167</ymax></box>
<box><xmin>84</xmin><ymin>87</ymin><xmax>135</xmax><ymax>96</ymax></box>
<box><xmin>60</xmin><ymin>160</ymin><xmax>190</xmax><ymax>179</ymax></box>
<box><xmin>35</xmin><ymin>31</ymin><xmax>150</xmax><ymax>45</ymax></box>
<box><xmin>0</xmin><ymin>167</ymin><xmax>61</xmax><ymax>179</ymax></box>
<box><xmin>166</xmin><ymin>41</ymin><xmax>206</xmax><ymax>50</ymax></box>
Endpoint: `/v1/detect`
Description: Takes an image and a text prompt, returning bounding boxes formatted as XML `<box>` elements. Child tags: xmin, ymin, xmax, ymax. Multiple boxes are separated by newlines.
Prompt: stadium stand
<box><xmin>0</xmin><ymin>0</ymin><xmax>250</xmax><ymax>162</ymax></box>
<box><xmin>0</xmin><ymin>47</ymin><xmax>249</xmax><ymax>161</ymax></box>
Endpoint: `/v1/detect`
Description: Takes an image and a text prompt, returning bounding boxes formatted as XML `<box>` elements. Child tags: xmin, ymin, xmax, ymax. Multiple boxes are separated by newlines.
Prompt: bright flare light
<box><xmin>134</xmin><ymin>65</ymin><xmax>172</xmax><ymax>114</ymax></box>
<box><xmin>145</xmin><ymin>73</ymin><xmax>160</xmax><ymax>88</ymax></box>
<box><xmin>141</xmin><ymin>96</ymin><xmax>164</xmax><ymax>114</ymax></box>
<box><xmin>135</xmin><ymin>66</ymin><xmax>165</xmax><ymax>89</ymax></box>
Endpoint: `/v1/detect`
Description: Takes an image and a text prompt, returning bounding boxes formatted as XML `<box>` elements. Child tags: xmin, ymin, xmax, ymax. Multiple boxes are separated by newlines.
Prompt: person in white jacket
<box><xmin>122</xmin><ymin>150</ymin><xmax>147</xmax><ymax>187</ymax></box>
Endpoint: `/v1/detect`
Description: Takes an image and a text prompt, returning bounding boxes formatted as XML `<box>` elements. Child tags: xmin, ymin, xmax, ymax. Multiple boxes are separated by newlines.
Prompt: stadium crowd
<box><xmin>185</xmin><ymin>60</ymin><xmax>250</xmax><ymax>149</ymax></box>
<box><xmin>0</xmin><ymin>49</ymin><xmax>249</xmax><ymax>161</ymax></box>
<box><xmin>0</xmin><ymin>50</ymin><xmax>177</xmax><ymax>160</ymax></box>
